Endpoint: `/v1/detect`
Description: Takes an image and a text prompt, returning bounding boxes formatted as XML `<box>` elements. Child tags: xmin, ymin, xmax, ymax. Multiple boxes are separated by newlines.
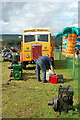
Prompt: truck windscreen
<box><xmin>37</xmin><ymin>34</ymin><xmax>48</xmax><ymax>42</ymax></box>
<box><xmin>24</xmin><ymin>35</ymin><xmax>35</xmax><ymax>43</ymax></box>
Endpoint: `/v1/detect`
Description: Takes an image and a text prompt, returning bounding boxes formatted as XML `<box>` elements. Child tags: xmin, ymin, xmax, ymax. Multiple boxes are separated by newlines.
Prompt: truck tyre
<box><xmin>21</xmin><ymin>62</ymin><xmax>26</xmax><ymax>69</ymax></box>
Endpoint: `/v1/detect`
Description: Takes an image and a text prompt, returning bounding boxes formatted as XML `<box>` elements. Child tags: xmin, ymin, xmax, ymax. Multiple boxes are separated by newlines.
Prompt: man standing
<box><xmin>36</xmin><ymin>54</ymin><xmax>54</xmax><ymax>83</ymax></box>
<box><xmin>75</xmin><ymin>49</ymin><xmax>79</xmax><ymax>60</ymax></box>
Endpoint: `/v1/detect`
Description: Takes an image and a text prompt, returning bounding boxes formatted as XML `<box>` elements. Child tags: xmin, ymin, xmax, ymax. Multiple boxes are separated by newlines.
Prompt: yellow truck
<box><xmin>20</xmin><ymin>28</ymin><xmax>54</xmax><ymax>68</ymax></box>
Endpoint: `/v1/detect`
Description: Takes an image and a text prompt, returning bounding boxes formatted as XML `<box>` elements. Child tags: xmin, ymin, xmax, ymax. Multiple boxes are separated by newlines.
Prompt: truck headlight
<box><xmin>45</xmin><ymin>53</ymin><xmax>49</xmax><ymax>56</ymax></box>
<box><xmin>26</xmin><ymin>54</ymin><xmax>29</xmax><ymax>58</ymax></box>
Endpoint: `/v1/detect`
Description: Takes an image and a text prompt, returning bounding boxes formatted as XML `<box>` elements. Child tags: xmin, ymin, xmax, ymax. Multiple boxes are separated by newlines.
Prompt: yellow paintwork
<box><xmin>24</xmin><ymin>28</ymin><xmax>50</xmax><ymax>32</ymax></box>
<box><xmin>21</xmin><ymin>29</ymin><xmax>54</xmax><ymax>62</ymax></box>
<box><xmin>22</xmin><ymin>41</ymin><xmax>53</xmax><ymax>61</ymax></box>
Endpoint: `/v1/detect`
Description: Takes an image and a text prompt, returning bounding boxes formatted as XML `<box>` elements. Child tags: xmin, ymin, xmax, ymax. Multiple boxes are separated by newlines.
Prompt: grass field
<box><xmin>1</xmin><ymin>55</ymin><xmax>80</xmax><ymax>119</ymax></box>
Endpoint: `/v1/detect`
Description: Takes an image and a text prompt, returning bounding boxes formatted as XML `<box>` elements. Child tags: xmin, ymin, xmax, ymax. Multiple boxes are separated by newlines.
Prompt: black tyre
<box><xmin>21</xmin><ymin>62</ymin><xmax>26</xmax><ymax>69</ymax></box>
<box><xmin>7</xmin><ymin>54</ymin><xmax>12</xmax><ymax>59</ymax></box>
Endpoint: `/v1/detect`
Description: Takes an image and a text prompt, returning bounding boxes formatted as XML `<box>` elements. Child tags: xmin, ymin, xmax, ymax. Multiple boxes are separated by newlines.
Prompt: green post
<box><xmin>73</xmin><ymin>53</ymin><xmax>75</xmax><ymax>79</ymax></box>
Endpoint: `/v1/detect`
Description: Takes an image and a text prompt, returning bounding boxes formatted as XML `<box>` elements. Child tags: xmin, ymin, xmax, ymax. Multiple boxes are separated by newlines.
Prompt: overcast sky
<box><xmin>0</xmin><ymin>0</ymin><xmax>80</xmax><ymax>35</ymax></box>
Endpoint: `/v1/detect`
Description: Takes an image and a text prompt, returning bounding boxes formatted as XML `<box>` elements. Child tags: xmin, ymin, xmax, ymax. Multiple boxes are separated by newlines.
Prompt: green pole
<box><xmin>73</xmin><ymin>53</ymin><xmax>75</xmax><ymax>80</ymax></box>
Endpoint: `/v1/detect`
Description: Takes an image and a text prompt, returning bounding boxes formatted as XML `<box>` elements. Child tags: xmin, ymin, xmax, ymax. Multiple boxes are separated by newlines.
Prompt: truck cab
<box><xmin>20</xmin><ymin>29</ymin><xmax>54</xmax><ymax>68</ymax></box>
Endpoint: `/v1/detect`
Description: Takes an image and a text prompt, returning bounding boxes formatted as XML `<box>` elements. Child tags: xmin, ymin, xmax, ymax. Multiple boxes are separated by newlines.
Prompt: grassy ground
<box><xmin>1</xmin><ymin>56</ymin><xmax>80</xmax><ymax>119</ymax></box>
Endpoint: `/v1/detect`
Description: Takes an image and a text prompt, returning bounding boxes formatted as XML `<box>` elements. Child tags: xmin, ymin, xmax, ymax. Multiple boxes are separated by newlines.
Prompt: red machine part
<box><xmin>50</xmin><ymin>75</ymin><xmax>58</xmax><ymax>84</ymax></box>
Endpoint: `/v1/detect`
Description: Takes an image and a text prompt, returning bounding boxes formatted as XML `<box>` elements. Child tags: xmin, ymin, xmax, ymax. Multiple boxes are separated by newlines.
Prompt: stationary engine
<box><xmin>8</xmin><ymin>53</ymin><xmax>23</xmax><ymax>80</ymax></box>
<box><xmin>48</xmin><ymin>85</ymin><xmax>74</xmax><ymax>116</ymax></box>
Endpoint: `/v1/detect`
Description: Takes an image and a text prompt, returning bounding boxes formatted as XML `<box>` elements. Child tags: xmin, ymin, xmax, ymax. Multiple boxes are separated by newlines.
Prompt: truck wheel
<box><xmin>21</xmin><ymin>62</ymin><xmax>26</xmax><ymax>69</ymax></box>
<box><xmin>3</xmin><ymin>58</ymin><xmax>6</xmax><ymax>61</ymax></box>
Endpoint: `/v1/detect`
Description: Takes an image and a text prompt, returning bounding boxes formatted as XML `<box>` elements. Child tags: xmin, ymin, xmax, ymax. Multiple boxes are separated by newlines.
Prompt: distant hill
<box><xmin>0</xmin><ymin>34</ymin><xmax>22</xmax><ymax>48</ymax></box>
<box><xmin>0</xmin><ymin>34</ymin><xmax>22</xmax><ymax>41</ymax></box>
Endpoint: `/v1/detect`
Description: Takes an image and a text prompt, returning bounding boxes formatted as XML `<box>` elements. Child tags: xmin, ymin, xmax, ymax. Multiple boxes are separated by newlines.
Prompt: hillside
<box><xmin>0</xmin><ymin>34</ymin><xmax>22</xmax><ymax>40</ymax></box>
<box><xmin>0</xmin><ymin>34</ymin><xmax>22</xmax><ymax>48</ymax></box>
